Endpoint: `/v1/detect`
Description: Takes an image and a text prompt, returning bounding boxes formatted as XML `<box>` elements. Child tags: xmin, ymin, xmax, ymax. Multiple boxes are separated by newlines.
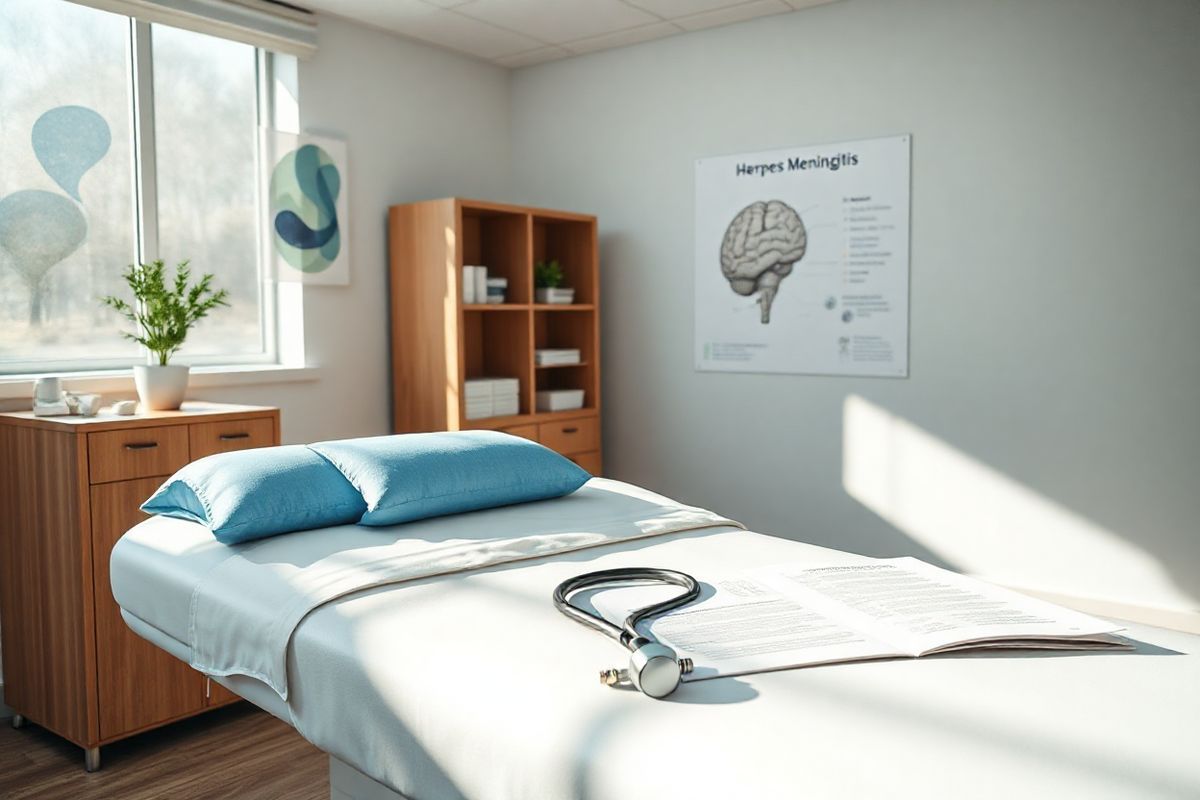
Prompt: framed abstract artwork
<box><xmin>264</xmin><ymin>130</ymin><xmax>350</xmax><ymax>285</ymax></box>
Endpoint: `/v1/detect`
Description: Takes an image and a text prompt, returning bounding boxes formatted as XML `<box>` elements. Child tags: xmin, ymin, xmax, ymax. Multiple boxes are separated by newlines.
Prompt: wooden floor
<box><xmin>0</xmin><ymin>704</ymin><xmax>327</xmax><ymax>799</ymax></box>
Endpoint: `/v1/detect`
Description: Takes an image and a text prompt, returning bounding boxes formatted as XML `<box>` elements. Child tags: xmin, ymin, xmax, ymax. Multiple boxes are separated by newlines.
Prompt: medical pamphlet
<box><xmin>591</xmin><ymin>557</ymin><xmax>1129</xmax><ymax>680</ymax></box>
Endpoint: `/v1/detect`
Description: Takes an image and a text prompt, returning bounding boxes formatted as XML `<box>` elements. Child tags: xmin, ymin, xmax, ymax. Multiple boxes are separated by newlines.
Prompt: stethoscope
<box><xmin>553</xmin><ymin>567</ymin><xmax>701</xmax><ymax>699</ymax></box>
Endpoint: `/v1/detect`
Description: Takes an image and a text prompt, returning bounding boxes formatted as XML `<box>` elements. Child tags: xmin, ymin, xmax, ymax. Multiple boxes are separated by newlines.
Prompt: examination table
<box><xmin>110</xmin><ymin>479</ymin><xmax>1200</xmax><ymax>800</ymax></box>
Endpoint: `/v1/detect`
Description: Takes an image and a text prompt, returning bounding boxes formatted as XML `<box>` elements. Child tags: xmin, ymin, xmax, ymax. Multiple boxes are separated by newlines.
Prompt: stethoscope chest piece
<box><xmin>626</xmin><ymin>640</ymin><xmax>693</xmax><ymax>698</ymax></box>
<box><xmin>554</xmin><ymin>568</ymin><xmax>700</xmax><ymax>700</ymax></box>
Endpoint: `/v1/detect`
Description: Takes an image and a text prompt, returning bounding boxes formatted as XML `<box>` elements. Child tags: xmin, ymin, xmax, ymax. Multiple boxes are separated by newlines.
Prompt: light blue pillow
<box><xmin>141</xmin><ymin>445</ymin><xmax>368</xmax><ymax>545</ymax></box>
<box><xmin>308</xmin><ymin>430</ymin><xmax>591</xmax><ymax>527</ymax></box>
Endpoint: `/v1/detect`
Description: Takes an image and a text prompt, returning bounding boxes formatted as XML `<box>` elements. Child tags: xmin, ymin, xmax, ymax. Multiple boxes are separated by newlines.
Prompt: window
<box><xmin>0</xmin><ymin>0</ymin><xmax>275</xmax><ymax>374</ymax></box>
<box><xmin>152</xmin><ymin>26</ymin><xmax>267</xmax><ymax>359</ymax></box>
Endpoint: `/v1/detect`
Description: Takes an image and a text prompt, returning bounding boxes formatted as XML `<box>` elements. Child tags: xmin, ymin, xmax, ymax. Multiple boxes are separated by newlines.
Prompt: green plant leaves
<box><xmin>535</xmin><ymin>258</ymin><xmax>563</xmax><ymax>289</ymax></box>
<box><xmin>100</xmin><ymin>259</ymin><xmax>229</xmax><ymax>365</ymax></box>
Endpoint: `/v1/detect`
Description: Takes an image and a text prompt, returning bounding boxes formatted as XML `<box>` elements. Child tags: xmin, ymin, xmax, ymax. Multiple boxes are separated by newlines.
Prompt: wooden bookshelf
<box><xmin>388</xmin><ymin>198</ymin><xmax>602</xmax><ymax>474</ymax></box>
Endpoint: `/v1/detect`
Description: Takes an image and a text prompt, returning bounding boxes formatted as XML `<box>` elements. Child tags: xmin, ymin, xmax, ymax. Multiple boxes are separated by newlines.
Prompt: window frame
<box><xmin>0</xmin><ymin>8</ymin><xmax>280</xmax><ymax>376</ymax></box>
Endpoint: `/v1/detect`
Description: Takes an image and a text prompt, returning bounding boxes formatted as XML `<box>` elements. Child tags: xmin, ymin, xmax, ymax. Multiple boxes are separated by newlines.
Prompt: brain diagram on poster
<box><xmin>695</xmin><ymin>135</ymin><xmax>910</xmax><ymax>377</ymax></box>
<box><xmin>720</xmin><ymin>200</ymin><xmax>808</xmax><ymax>324</ymax></box>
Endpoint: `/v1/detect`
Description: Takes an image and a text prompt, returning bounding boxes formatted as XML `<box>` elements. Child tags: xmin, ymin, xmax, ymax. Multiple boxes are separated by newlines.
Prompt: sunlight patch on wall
<box><xmin>842</xmin><ymin>394</ymin><xmax>1197</xmax><ymax>619</ymax></box>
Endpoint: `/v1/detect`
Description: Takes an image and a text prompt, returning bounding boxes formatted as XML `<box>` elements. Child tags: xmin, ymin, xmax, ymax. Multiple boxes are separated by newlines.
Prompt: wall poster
<box><xmin>264</xmin><ymin>130</ymin><xmax>350</xmax><ymax>285</ymax></box>
<box><xmin>694</xmin><ymin>135</ymin><xmax>910</xmax><ymax>377</ymax></box>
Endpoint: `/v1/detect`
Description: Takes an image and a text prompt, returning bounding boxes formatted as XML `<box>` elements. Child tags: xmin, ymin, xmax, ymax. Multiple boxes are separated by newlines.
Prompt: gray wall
<box><xmin>509</xmin><ymin>0</ymin><xmax>1200</xmax><ymax>619</ymax></box>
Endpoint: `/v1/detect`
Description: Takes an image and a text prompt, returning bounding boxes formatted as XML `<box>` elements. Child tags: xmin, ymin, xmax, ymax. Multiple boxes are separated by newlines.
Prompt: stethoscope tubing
<box><xmin>552</xmin><ymin>567</ymin><xmax>701</xmax><ymax>650</ymax></box>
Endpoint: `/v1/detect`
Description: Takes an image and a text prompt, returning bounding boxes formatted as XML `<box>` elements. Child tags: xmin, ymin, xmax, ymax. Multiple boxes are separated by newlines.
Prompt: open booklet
<box><xmin>589</xmin><ymin>557</ymin><xmax>1131</xmax><ymax>680</ymax></box>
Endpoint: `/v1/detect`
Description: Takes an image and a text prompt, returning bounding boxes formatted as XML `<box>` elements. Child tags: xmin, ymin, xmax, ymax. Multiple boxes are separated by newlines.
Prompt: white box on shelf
<box><xmin>474</xmin><ymin>266</ymin><xmax>488</xmax><ymax>304</ymax></box>
<box><xmin>535</xmin><ymin>348</ymin><xmax>581</xmax><ymax>366</ymax></box>
<box><xmin>464</xmin><ymin>378</ymin><xmax>494</xmax><ymax>398</ymax></box>
<box><xmin>492</xmin><ymin>400</ymin><xmax>520</xmax><ymax>417</ymax></box>
<box><xmin>463</xmin><ymin>266</ymin><xmax>477</xmax><ymax>304</ymax></box>
<box><xmin>464</xmin><ymin>377</ymin><xmax>520</xmax><ymax>418</ymax></box>
<box><xmin>465</xmin><ymin>266</ymin><xmax>484</xmax><ymax>303</ymax></box>
<box><xmin>490</xmin><ymin>377</ymin><xmax>519</xmax><ymax>396</ymax></box>
<box><xmin>536</xmin><ymin>389</ymin><xmax>585</xmax><ymax>412</ymax></box>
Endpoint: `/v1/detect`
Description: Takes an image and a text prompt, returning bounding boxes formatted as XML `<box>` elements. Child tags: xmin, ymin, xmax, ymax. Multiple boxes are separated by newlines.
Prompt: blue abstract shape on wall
<box><xmin>0</xmin><ymin>190</ymin><xmax>88</xmax><ymax>323</ymax></box>
<box><xmin>31</xmin><ymin>105</ymin><xmax>111</xmax><ymax>201</ymax></box>
<box><xmin>270</xmin><ymin>143</ymin><xmax>341</xmax><ymax>273</ymax></box>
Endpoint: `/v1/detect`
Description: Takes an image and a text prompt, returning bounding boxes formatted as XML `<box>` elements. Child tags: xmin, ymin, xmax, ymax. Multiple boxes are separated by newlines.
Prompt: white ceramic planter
<box><xmin>133</xmin><ymin>364</ymin><xmax>190</xmax><ymax>411</ymax></box>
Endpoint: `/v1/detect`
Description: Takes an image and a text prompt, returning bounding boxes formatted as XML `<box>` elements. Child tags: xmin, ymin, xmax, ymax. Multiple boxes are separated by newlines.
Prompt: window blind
<box><xmin>68</xmin><ymin>0</ymin><xmax>317</xmax><ymax>57</ymax></box>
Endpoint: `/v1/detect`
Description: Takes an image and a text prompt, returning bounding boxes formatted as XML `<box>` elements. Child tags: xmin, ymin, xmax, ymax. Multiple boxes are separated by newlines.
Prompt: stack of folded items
<box><xmin>534</xmin><ymin>348</ymin><xmax>581</xmax><ymax>366</ymax></box>
<box><xmin>464</xmin><ymin>377</ymin><xmax>520</xmax><ymax>420</ymax></box>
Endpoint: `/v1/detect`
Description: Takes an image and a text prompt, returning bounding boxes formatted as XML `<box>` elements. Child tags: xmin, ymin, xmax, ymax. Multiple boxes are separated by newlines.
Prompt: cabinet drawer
<box><xmin>190</xmin><ymin>417</ymin><xmax>275</xmax><ymax>460</ymax></box>
<box><xmin>88</xmin><ymin>426</ymin><xmax>190</xmax><ymax>484</ymax></box>
<box><xmin>568</xmin><ymin>450</ymin><xmax>602</xmax><ymax>475</ymax></box>
<box><xmin>500</xmin><ymin>424</ymin><xmax>539</xmax><ymax>442</ymax></box>
<box><xmin>538</xmin><ymin>416</ymin><xmax>599</xmax><ymax>455</ymax></box>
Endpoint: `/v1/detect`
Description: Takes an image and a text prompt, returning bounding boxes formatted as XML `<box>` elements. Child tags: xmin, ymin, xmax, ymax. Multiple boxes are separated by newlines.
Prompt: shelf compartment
<box><xmin>534</xmin><ymin>309</ymin><xmax>596</xmax><ymax>408</ymax></box>
<box><xmin>536</xmin><ymin>370</ymin><xmax>597</xmax><ymax>400</ymax></box>
<box><xmin>533</xmin><ymin>216</ymin><xmax>596</xmax><ymax>305</ymax></box>
<box><xmin>462</xmin><ymin>206</ymin><xmax>532</xmax><ymax>304</ymax></box>
<box><xmin>462</xmin><ymin>308</ymin><xmax>532</xmax><ymax>416</ymax></box>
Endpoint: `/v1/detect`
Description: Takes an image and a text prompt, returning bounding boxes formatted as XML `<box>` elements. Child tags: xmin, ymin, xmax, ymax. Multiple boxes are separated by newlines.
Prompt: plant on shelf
<box><xmin>534</xmin><ymin>259</ymin><xmax>574</xmax><ymax>304</ymax></box>
<box><xmin>534</xmin><ymin>259</ymin><xmax>563</xmax><ymax>289</ymax></box>
<box><xmin>101</xmin><ymin>259</ymin><xmax>229</xmax><ymax>411</ymax></box>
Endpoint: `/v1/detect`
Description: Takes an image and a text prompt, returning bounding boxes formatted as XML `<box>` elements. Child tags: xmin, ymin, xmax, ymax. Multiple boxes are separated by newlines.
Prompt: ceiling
<box><xmin>295</xmin><ymin>0</ymin><xmax>839</xmax><ymax>68</ymax></box>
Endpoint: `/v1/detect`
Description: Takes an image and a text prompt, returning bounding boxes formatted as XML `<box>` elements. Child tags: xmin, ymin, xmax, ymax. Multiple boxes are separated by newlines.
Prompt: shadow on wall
<box><xmin>842</xmin><ymin>394</ymin><xmax>1199</xmax><ymax>629</ymax></box>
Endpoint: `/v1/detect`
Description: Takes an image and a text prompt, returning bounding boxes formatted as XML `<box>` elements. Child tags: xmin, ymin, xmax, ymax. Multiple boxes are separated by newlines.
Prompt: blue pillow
<box><xmin>308</xmin><ymin>430</ymin><xmax>591</xmax><ymax>527</ymax></box>
<box><xmin>141</xmin><ymin>445</ymin><xmax>368</xmax><ymax>545</ymax></box>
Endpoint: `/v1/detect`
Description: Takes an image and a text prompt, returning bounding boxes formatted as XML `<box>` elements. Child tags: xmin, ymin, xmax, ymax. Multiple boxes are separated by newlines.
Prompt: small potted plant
<box><xmin>101</xmin><ymin>259</ymin><xmax>229</xmax><ymax>410</ymax></box>
<box><xmin>535</xmin><ymin>259</ymin><xmax>574</xmax><ymax>304</ymax></box>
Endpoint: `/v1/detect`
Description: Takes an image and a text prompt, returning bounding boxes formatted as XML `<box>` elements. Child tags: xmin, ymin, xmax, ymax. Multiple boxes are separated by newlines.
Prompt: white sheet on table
<box><xmin>111</xmin><ymin>488</ymin><xmax>1200</xmax><ymax>800</ymax></box>
<box><xmin>280</xmin><ymin>529</ymin><xmax>1200</xmax><ymax>800</ymax></box>
<box><xmin>113</xmin><ymin>478</ymin><xmax>741</xmax><ymax>699</ymax></box>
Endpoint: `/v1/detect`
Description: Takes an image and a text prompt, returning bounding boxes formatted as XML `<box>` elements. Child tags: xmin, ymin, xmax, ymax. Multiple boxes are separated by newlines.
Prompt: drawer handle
<box><xmin>218</xmin><ymin>432</ymin><xmax>251</xmax><ymax>441</ymax></box>
<box><xmin>562</xmin><ymin>427</ymin><xmax>579</xmax><ymax>434</ymax></box>
<box><xmin>124</xmin><ymin>442</ymin><xmax>158</xmax><ymax>451</ymax></box>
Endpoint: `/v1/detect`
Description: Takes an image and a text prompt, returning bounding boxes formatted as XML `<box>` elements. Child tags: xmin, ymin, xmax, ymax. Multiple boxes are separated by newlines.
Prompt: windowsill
<box><xmin>0</xmin><ymin>363</ymin><xmax>320</xmax><ymax>401</ymax></box>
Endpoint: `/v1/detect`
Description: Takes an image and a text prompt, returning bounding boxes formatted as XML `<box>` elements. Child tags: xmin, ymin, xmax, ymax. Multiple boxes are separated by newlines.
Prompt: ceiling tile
<box><xmin>301</xmin><ymin>0</ymin><xmax>541</xmax><ymax>58</ymax></box>
<box><xmin>454</xmin><ymin>0</ymin><xmax>660</xmax><ymax>44</ymax></box>
<box><xmin>622</xmin><ymin>0</ymin><xmax>744</xmax><ymax>19</ymax></box>
<box><xmin>300</xmin><ymin>0</ymin><xmax>834</xmax><ymax>67</ymax></box>
<box><xmin>495</xmin><ymin>46</ymin><xmax>572</xmax><ymax>68</ymax></box>
<box><xmin>563</xmin><ymin>21</ymin><xmax>682</xmax><ymax>55</ymax></box>
<box><xmin>674</xmin><ymin>0</ymin><xmax>790</xmax><ymax>31</ymax></box>
<box><xmin>396</xmin><ymin>9</ymin><xmax>545</xmax><ymax>58</ymax></box>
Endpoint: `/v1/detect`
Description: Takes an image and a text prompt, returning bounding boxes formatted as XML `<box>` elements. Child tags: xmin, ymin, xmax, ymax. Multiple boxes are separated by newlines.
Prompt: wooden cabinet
<box><xmin>90</xmin><ymin>478</ymin><xmax>207</xmax><ymax>741</ymax></box>
<box><xmin>0</xmin><ymin>402</ymin><xmax>279</xmax><ymax>770</ymax></box>
<box><xmin>388</xmin><ymin>198</ymin><xmax>603</xmax><ymax>474</ymax></box>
